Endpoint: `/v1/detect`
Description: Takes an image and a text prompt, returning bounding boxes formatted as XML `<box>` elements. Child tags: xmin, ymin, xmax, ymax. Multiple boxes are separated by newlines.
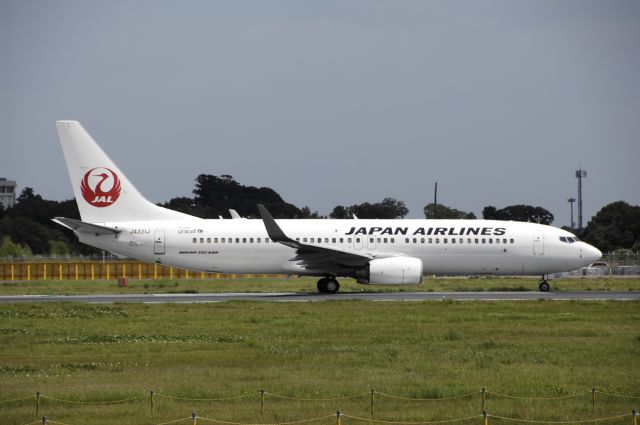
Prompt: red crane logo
<box><xmin>80</xmin><ymin>167</ymin><xmax>122</xmax><ymax>207</ymax></box>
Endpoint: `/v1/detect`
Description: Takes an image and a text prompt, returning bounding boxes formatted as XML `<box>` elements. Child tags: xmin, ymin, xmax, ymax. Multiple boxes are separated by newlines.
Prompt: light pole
<box><xmin>567</xmin><ymin>197</ymin><xmax>575</xmax><ymax>231</ymax></box>
<box><xmin>575</xmin><ymin>169</ymin><xmax>587</xmax><ymax>233</ymax></box>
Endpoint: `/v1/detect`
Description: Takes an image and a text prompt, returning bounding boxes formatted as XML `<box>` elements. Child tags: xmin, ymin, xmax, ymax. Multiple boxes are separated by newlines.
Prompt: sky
<box><xmin>2</xmin><ymin>0</ymin><xmax>639</xmax><ymax>227</ymax></box>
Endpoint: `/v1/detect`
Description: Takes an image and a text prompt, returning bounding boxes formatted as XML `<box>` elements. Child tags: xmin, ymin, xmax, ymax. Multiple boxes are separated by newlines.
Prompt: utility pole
<box><xmin>567</xmin><ymin>197</ymin><xmax>576</xmax><ymax>231</ymax></box>
<box><xmin>575</xmin><ymin>169</ymin><xmax>587</xmax><ymax>233</ymax></box>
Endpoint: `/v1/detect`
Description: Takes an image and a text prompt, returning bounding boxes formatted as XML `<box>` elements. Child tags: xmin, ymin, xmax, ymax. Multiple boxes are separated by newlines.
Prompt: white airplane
<box><xmin>53</xmin><ymin>121</ymin><xmax>602</xmax><ymax>293</ymax></box>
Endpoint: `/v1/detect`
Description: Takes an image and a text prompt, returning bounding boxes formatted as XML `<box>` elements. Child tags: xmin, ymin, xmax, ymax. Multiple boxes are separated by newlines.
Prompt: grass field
<box><xmin>1</xmin><ymin>276</ymin><xmax>640</xmax><ymax>295</ymax></box>
<box><xmin>0</xmin><ymin>295</ymin><xmax>639</xmax><ymax>425</ymax></box>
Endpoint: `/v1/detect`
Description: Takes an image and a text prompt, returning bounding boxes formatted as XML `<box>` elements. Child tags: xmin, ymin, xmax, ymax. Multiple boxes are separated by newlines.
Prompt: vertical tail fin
<box><xmin>57</xmin><ymin>121</ymin><xmax>193</xmax><ymax>223</ymax></box>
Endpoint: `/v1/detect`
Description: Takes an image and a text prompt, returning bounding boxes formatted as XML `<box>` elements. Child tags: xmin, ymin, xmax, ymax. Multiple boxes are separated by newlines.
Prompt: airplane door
<box><xmin>533</xmin><ymin>233</ymin><xmax>544</xmax><ymax>256</ymax></box>
<box><xmin>353</xmin><ymin>236</ymin><xmax>363</xmax><ymax>250</ymax></box>
<box><xmin>154</xmin><ymin>230</ymin><xmax>166</xmax><ymax>255</ymax></box>
<box><xmin>367</xmin><ymin>236</ymin><xmax>377</xmax><ymax>250</ymax></box>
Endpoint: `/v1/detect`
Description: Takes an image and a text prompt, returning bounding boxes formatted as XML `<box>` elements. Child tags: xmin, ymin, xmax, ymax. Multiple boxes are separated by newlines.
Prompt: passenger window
<box><xmin>250</xmin><ymin>238</ymin><xmax>254</xmax><ymax>243</ymax></box>
<box><xmin>482</xmin><ymin>239</ymin><xmax>486</xmax><ymax>244</ymax></box>
<box><xmin>383</xmin><ymin>238</ymin><xmax>388</xmax><ymax>243</ymax></box>
<box><xmin>405</xmin><ymin>238</ymin><xmax>409</xmax><ymax>243</ymax></box>
<box><xmin>221</xmin><ymin>238</ymin><xmax>225</xmax><ymax>243</ymax></box>
<box><xmin>503</xmin><ymin>239</ymin><xmax>507</xmax><ymax>244</ymax></box>
<box><xmin>489</xmin><ymin>238</ymin><xmax>493</xmax><ymax>244</ymax></box>
<box><xmin>200</xmin><ymin>238</ymin><xmax>204</xmax><ymax>243</ymax></box>
<box><xmin>214</xmin><ymin>238</ymin><xmax>218</xmax><ymax>243</ymax></box>
<box><xmin>325</xmin><ymin>238</ymin><xmax>329</xmax><ymax>243</ymax></box>
<box><xmin>510</xmin><ymin>238</ymin><xmax>514</xmax><ymax>244</ymax></box>
<box><xmin>444</xmin><ymin>238</ymin><xmax>448</xmax><ymax>243</ymax></box>
<box><xmin>266</xmin><ymin>238</ymin><xmax>270</xmax><ymax>243</ymax></box>
<box><xmin>495</xmin><ymin>238</ymin><xmax>499</xmax><ymax>244</ymax></box>
<box><xmin>348</xmin><ymin>238</ymin><xmax>352</xmax><ymax>243</ymax></box>
<box><xmin>435</xmin><ymin>238</ymin><xmax>440</xmax><ymax>244</ymax></box>
<box><xmin>207</xmin><ymin>238</ymin><xmax>211</xmax><ymax>243</ymax></box>
<box><xmin>391</xmin><ymin>238</ymin><xmax>394</xmax><ymax>243</ymax></box>
<box><xmin>192</xmin><ymin>238</ymin><xmax>196</xmax><ymax>243</ymax></box>
<box><xmin>257</xmin><ymin>238</ymin><xmax>261</xmax><ymax>243</ymax></box>
<box><xmin>475</xmin><ymin>238</ymin><xmax>479</xmax><ymax>244</ymax></box>
<box><xmin>340</xmin><ymin>238</ymin><xmax>344</xmax><ymax>243</ymax></box>
<box><xmin>428</xmin><ymin>238</ymin><xmax>433</xmax><ymax>244</ymax></box>
<box><xmin>377</xmin><ymin>238</ymin><xmax>381</xmax><ymax>243</ymax></box>
<box><xmin>421</xmin><ymin>238</ymin><xmax>425</xmax><ymax>243</ymax></box>
<box><xmin>467</xmin><ymin>238</ymin><xmax>471</xmax><ymax>244</ymax></box>
<box><xmin>370</xmin><ymin>238</ymin><xmax>374</xmax><ymax>243</ymax></box>
<box><xmin>459</xmin><ymin>238</ymin><xmax>463</xmax><ymax>244</ymax></box>
<box><xmin>413</xmin><ymin>238</ymin><xmax>417</xmax><ymax>243</ymax></box>
<box><xmin>242</xmin><ymin>238</ymin><xmax>246</xmax><ymax>243</ymax></box>
<box><xmin>355</xmin><ymin>238</ymin><xmax>360</xmax><ymax>243</ymax></box>
<box><xmin>236</xmin><ymin>238</ymin><xmax>240</xmax><ymax>243</ymax></box>
<box><xmin>451</xmin><ymin>238</ymin><xmax>456</xmax><ymax>244</ymax></box>
<box><xmin>310</xmin><ymin>238</ymin><xmax>314</xmax><ymax>243</ymax></box>
<box><xmin>332</xmin><ymin>238</ymin><xmax>336</xmax><ymax>243</ymax></box>
<box><xmin>303</xmin><ymin>238</ymin><xmax>307</xmax><ymax>242</ymax></box>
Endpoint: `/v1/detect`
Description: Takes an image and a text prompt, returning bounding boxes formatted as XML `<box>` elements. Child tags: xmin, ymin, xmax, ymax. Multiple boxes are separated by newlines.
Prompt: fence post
<box><xmin>260</xmin><ymin>389</ymin><xmax>265</xmax><ymax>416</ymax></box>
<box><xmin>370</xmin><ymin>388</ymin><xmax>375</xmax><ymax>417</ymax></box>
<box><xmin>336</xmin><ymin>410</ymin><xmax>341</xmax><ymax>425</ymax></box>
<box><xmin>483</xmin><ymin>410</ymin><xmax>489</xmax><ymax>425</ymax></box>
<box><xmin>481</xmin><ymin>387</ymin><xmax>486</xmax><ymax>411</ymax></box>
<box><xmin>632</xmin><ymin>409</ymin><xmax>637</xmax><ymax>425</ymax></box>
<box><xmin>192</xmin><ymin>411</ymin><xmax>197</xmax><ymax>425</ymax></box>
<box><xmin>150</xmin><ymin>390</ymin><xmax>154</xmax><ymax>416</ymax></box>
<box><xmin>43</xmin><ymin>264</ymin><xmax>47</xmax><ymax>280</ymax></box>
<box><xmin>36</xmin><ymin>392</ymin><xmax>40</xmax><ymax>416</ymax></box>
<box><xmin>592</xmin><ymin>388</ymin><xmax>596</xmax><ymax>408</ymax></box>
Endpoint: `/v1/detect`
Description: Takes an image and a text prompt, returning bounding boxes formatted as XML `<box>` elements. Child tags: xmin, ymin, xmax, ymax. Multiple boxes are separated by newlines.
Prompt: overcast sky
<box><xmin>2</xmin><ymin>1</ymin><xmax>639</xmax><ymax>226</ymax></box>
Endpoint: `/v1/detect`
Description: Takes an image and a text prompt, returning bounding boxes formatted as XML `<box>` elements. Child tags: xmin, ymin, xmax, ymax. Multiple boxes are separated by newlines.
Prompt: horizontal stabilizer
<box><xmin>52</xmin><ymin>217</ymin><xmax>121</xmax><ymax>236</ymax></box>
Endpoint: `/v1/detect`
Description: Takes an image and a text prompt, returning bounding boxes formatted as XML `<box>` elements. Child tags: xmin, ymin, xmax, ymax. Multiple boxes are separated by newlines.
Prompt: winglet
<box><xmin>257</xmin><ymin>204</ymin><xmax>296</xmax><ymax>246</ymax></box>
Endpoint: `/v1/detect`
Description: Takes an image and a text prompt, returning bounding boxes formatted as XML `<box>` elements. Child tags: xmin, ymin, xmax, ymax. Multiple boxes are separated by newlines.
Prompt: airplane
<box><xmin>53</xmin><ymin>121</ymin><xmax>602</xmax><ymax>293</ymax></box>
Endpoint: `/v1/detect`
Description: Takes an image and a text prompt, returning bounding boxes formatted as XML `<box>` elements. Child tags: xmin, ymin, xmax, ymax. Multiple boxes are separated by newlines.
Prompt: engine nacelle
<box><xmin>357</xmin><ymin>257</ymin><xmax>423</xmax><ymax>285</ymax></box>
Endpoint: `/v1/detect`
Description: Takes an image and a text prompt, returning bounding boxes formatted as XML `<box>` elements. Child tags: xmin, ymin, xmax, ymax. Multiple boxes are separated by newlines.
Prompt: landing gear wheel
<box><xmin>317</xmin><ymin>277</ymin><xmax>340</xmax><ymax>294</ymax></box>
<box><xmin>539</xmin><ymin>281</ymin><xmax>550</xmax><ymax>292</ymax></box>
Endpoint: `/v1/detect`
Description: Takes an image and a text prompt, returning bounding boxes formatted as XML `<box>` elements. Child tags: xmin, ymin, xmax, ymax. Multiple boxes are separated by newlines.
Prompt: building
<box><xmin>0</xmin><ymin>178</ymin><xmax>17</xmax><ymax>210</ymax></box>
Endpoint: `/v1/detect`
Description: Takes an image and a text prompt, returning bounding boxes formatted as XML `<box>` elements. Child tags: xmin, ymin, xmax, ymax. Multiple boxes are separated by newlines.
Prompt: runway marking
<box><xmin>0</xmin><ymin>292</ymin><xmax>638</xmax><ymax>304</ymax></box>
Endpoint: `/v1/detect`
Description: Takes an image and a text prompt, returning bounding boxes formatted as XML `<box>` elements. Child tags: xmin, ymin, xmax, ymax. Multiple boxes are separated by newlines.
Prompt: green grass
<box><xmin>1</xmin><ymin>276</ymin><xmax>640</xmax><ymax>295</ymax></box>
<box><xmin>0</xmin><ymin>300</ymin><xmax>639</xmax><ymax>425</ymax></box>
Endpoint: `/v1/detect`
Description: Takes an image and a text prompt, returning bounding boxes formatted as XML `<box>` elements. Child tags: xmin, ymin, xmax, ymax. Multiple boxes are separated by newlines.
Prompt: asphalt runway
<box><xmin>0</xmin><ymin>291</ymin><xmax>639</xmax><ymax>303</ymax></box>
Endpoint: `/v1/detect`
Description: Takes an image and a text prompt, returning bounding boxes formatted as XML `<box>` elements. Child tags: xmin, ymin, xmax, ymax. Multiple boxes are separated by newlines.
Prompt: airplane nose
<box><xmin>583</xmin><ymin>243</ymin><xmax>602</xmax><ymax>263</ymax></box>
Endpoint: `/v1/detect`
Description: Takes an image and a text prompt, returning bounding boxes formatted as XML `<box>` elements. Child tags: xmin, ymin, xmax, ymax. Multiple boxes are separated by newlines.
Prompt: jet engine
<box><xmin>356</xmin><ymin>257</ymin><xmax>423</xmax><ymax>285</ymax></box>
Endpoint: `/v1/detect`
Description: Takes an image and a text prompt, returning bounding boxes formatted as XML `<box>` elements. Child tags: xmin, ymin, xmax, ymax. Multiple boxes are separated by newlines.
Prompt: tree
<box><xmin>581</xmin><ymin>201</ymin><xmax>640</xmax><ymax>252</ymax></box>
<box><xmin>330</xmin><ymin>198</ymin><xmax>409</xmax><ymax>219</ymax></box>
<box><xmin>170</xmin><ymin>174</ymin><xmax>304</xmax><ymax>218</ymax></box>
<box><xmin>482</xmin><ymin>204</ymin><xmax>554</xmax><ymax>225</ymax></box>
<box><xmin>423</xmin><ymin>203</ymin><xmax>476</xmax><ymax>219</ymax></box>
<box><xmin>299</xmin><ymin>206</ymin><xmax>325</xmax><ymax>219</ymax></box>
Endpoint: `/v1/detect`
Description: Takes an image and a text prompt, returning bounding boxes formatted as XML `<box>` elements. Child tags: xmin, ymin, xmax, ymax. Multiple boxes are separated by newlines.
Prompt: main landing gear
<box><xmin>538</xmin><ymin>279</ymin><xmax>550</xmax><ymax>292</ymax></box>
<box><xmin>317</xmin><ymin>277</ymin><xmax>340</xmax><ymax>294</ymax></box>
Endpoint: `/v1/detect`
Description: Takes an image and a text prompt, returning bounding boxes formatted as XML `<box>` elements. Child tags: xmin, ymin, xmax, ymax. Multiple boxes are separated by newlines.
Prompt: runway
<box><xmin>0</xmin><ymin>291</ymin><xmax>639</xmax><ymax>303</ymax></box>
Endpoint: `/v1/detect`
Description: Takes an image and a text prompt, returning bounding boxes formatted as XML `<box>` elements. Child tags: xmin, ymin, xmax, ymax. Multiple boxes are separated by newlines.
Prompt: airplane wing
<box><xmin>257</xmin><ymin>204</ymin><xmax>373</xmax><ymax>270</ymax></box>
<box><xmin>52</xmin><ymin>217</ymin><xmax>121</xmax><ymax>236</ymax></box>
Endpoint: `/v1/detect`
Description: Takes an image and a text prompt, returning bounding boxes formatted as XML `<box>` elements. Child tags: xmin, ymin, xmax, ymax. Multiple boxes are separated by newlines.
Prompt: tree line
<box><xmin>1</xmin><ymin>174</ymin><xmax>638</xmax><ymax>256</ymax></box>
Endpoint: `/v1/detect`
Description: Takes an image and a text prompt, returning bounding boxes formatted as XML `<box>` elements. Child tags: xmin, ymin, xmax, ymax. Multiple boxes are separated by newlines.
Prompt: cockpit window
<box><xmin>560</xmin><ymin>236</ymin><xmax>567</xmax><ymax>242</ymax></box>
<box><xmin>560</xmin><ymin>236</ymin><xmax>579</xmax><ymax>243</ymax></box>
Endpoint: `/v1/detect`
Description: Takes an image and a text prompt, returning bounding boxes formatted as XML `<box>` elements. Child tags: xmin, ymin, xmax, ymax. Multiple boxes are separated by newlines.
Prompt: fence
<box><xmin>2</xmin><ymin>388</ymin><xmax>638</xmax><ymax>425</ymax></box>
<box><xmin>0</xmin><ymin>260</ymin><xmax>289</xmax><ymax>281</ymax></box>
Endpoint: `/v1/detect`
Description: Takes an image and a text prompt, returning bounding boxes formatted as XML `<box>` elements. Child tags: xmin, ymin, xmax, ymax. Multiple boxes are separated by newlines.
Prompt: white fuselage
<box><xmin>79</xmin><ymin>218</ymin><xmax>601</xmax><ymax>279</ymax></box>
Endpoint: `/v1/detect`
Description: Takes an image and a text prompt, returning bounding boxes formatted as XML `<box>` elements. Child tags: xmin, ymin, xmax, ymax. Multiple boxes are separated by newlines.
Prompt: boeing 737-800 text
<box><xmin>53</xmin><ymin>121</ymin><xmax>602</xmax><ymax>293</ymax></box>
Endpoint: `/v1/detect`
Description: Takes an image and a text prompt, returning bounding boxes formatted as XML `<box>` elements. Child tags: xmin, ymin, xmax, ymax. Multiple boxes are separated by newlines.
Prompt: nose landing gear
<box><xmin>317</xmin><ymin>277</ymin><xmax>340</xmax><ymax>294</ymax></box>
<box><xmin>538</xmin><ymin>280</ymin><xmax>550</xmax><ymax>292</ymax></box>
